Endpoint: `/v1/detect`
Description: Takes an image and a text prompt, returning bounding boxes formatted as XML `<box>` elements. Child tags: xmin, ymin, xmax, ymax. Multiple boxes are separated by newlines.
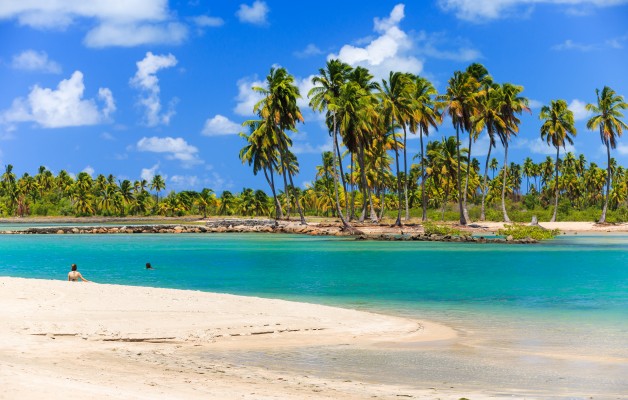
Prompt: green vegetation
<box><xmin>1</xmin><ymin>63</ymin><xmax>626</xmax><ymax>224</ymax></box>
<box><xmin>497</xmin><ymin>224</ymin><xmax>560</xmax><ymax>240</ymax></box>
<box><xmin>422</xmin><ymin>222</ymin><xmax>462</xmax><ymax>237</ymax></box>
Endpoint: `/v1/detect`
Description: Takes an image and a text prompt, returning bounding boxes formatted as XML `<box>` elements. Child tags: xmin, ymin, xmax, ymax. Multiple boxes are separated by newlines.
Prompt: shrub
<box><xmin>497</xmin><ymin>224</ymin><xmax>560</xmax><ymax>240</ymax></box>
<box><xmin>422</xmin><ymin>221</ymin><xmax>462</xmax><ymax>236</ymax></box>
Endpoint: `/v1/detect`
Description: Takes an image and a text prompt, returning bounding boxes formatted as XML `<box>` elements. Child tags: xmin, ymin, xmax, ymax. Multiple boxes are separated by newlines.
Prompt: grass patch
<box><xmin>497</xmin><ymin>224</ymin><xmax>560</xmax><ymax>240</ymax></box>
<box><xmin>422</xmin><ymin>221</ymin><xmax>463</xmax><ymax>236</ymax></box>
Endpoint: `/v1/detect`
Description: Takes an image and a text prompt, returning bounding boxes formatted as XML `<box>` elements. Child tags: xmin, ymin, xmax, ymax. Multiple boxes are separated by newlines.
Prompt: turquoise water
<box><xmin>1</xmin><ymin>232</ymin><xmax>627</xmax><ymax>395</ymax></box>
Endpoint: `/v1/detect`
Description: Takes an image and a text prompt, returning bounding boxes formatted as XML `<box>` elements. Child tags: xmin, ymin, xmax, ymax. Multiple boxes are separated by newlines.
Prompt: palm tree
<box><xmin>441</xmin><ymin>70</ymin><xmax>477</xmax><ymax>225</ymax></box>
<box><xmin>522</xmin><ymin>157</ymin><xmax>534</xmax><ymax>194</ymax></box>
<box><xmin>196</xmin><ymin>188</ymin><xmax>216</xmax><ymax>218</ymax></box>
<box><xmin>150</xmin><ymin>174</ymin><xmax>166</xmax><ymax>204</ymax></box>
<box><xmin>426</xmin><ymin>136</ymin><xmax>467</xmax><ymax>220</ymax></box>
<box><xmin>586</xmin><ymin>86</ymin><xmax>628</xmax><ymax>223</ymax></box>
<box><xmin>497</xmin><ymin>83</ymin><xmax>529</xmax><ymax>222</ymax></box>
<box><xmin>380</xmin><ymin>71</ymin><xmax>414</xmax><ymax>226</ymax></box>
<box><xmin>540</xmin><ymin>99</ymin><xmax>577</xmax><ymax>222</ymax></box>
<box><xmin>409</xmin><ymin>75</ymin><xmax>441</xmax><ymax>221</ymax></box>
<box><xmin>309</xmin><ymin>59</ymin><xmax>356</xmax><ymax>231</ymax></box>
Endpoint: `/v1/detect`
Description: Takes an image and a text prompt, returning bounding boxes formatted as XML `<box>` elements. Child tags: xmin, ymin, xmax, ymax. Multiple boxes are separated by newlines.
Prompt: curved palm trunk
<box><xmin>480</xmin><ymin>145</ymin><xmax>492</xmax><ymax>221</ymax></box>
<box><xmin>357</xmin><ymin>146</ymin><xmax>373</xmax><ymax>222</ymax></box>
<box><xmin>501</xmin><ymin>142</ymin><xmax>511</xmax><ymax>222</ymax></box>
<box><xmin>331</xmin><ymin>113</ymin><xmax>353</xmax><ymax>230</ymax></box>
<box><xmin>391</xmin><ymin>121</ymin><xmax>403</xmax><ymax>227</ymax></box>
<box><xmin>334</xmin><ymin>135</ymin><xmax>349</xmax><ymax>217</ymax></box>
<box><xmin>286</xmin><ymin>171</ymin><xmax>306</xmax><ymax>225</ymax></box>
<box><xmin>456</xmin><ymin>126</ymin><xmax>467</xmax><ymax>225</ymax></box>
<box><xmin>402</xmin><ymin>125</ymin><xmax>409</xmax><ymax>221</ymax></box>
<box><xmin>263</xmin><ymin>167</ymin><xmax>283</xmax><ymax>220</ymax></box>
<box><xmin>462</xmin><ymin>133</ymin><xmax>473</xmax><ymax>223</ymax></box>
<box><xmin>599</xmin><ymin>142</ymin><xmax>611</xmax><ymax>223</ymax></box>
<box><xmin>278</xmin><ymin>151</ymin><xmax>291</xmax><ymax>220</ymax></box>
<box><xmin>551</xmin><ymin>146</ymin><xmax>559</xmax><ymax>222</ymax></box>
<box><xmin>420</xmin><ymin>129</ymin><xmax>428</xmax><ymax>222</ymax></box>
<box><xmin>350</xmin><ymin>152</ymin><xmax>356</xmax><ymax>221</ymax></box>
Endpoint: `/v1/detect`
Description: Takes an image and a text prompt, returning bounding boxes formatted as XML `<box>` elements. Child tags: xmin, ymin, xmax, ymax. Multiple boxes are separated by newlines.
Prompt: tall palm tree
<box><xmin>522</xmin><ymin>157</ymin><xmax>534</xmax><ymax>194</ymax></box>
<box><xmin>309</xmin><ymin>59</ymin><xmax>355</xmax><ymax>230</ymax></box>
<box><xmin>586</xmin><ymin>86</ymin><xmax>627</xmax><ymax>223</ymax></box>
<box><xmin>254</xmin><ymin>67</ymin><xmax>305</xmax><ymax>223</ymax></box>
<box><xmin>380</xmin><ymin>71</ymin><xmax>414</xmax><ymax>226</ymax></box>
<box><xmin>409</xmin><ymin>75</ymin><xmax>441</xmax><ymax>221</ymax></box>
<box><xmin>150</xmin><ymin>174</ymin><xmax>166</xmax><ymax>204</ymax></box>
<box><xmin>441</xmin><ymin>70</ymin><xmax>477</xmax><ymax>225</ymax></box>
<box><xmin>540</xmin><ymin>99</ymin><xmax>577</xmax><ymax>222</ymax></box>
<box><xmin>498</xmin><ymin>83</ymin><xmax>529</xmax><ymax>222</ymax></box>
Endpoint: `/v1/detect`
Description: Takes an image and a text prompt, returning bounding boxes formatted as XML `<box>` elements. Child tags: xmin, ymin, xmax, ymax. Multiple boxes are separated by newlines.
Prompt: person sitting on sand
<box><xmin>146</xmin><ymin>262</ymin><xmax>153</xmax><ymax>269</ymax></box>
<box><xmin>68</xmin><ymin>264</ymin><xmax>89</xmax><ymax>282</ymax></box>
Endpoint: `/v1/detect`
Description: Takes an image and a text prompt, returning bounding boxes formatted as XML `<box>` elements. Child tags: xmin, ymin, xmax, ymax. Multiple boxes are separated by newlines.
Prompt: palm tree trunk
<box><xmin>331</xmin><ymin>113</ymin><xmax>351</xmax><ymax>230</ymax></box>
<box><xmin>462</xmin><ymin>133</ymin><xmax>473</xmax><ymax>223</ymax></box>
<box><xmin>480</xmin><ymin>145</ymin><xmax>492</xmax><ymax>221</ymax></box>
<box><xmin>551</xmin><ymin>146</ymin><xmax>559</xmax><ymax>222</ymax></box>
<box><xmin>420</xmin><ymin>128</ymin><xmax>427</xmax><ymax>222</ymax></box>
<box><xmin>392</xmin><ymin>121</ymin><xmax>403</xmax><ymax>227</ymax></box>
<box><xmin>277</xmin><ymin>150</ymin><xmax>291</xmax><ymax>220</ymax></box>
<box><xmin>350</xmin><ymin>152</ymin><xmax>356</xmax><ymax>221</ymax></box>
<box><xmin>379</xmin><ymin>186</ymin><xmax>386</xmax><ymax>221</ymax></box>
<box><xmin>403</xmin><ymin>125</ymin><xmax>409</xmax><ymax>221</ymax></box>
<box><xmin>287</xmin><ymin>171</ymin><xmax>306</xmax><ymax>225</ymax></box>
<box><xmin>441</xmin><ymin>186</ymin><xmax>449</xmax><ymax>221</ymax></box>
<box><xmin>357</xmin><ymin>146</ymin><xmax>370</xmax><ymax>222</ymax></box>
<box><xmin>599</xmin><ymin>142</ymin><xmax>611</xmax><ymax>223</ymax></box>
<box><xmin>501</xmin><ymin>142</ymin><xmax>511</xmax><ymax>222</ymax></box>
<box><xmin>456</xmin><ymin>126</ymin><xmax>467</xmax><ymax>225</ymax></box>
<box><xmin>334</xmin><ymin>134</ymin><xmax>349</xmax><ymax>217</ymax></box>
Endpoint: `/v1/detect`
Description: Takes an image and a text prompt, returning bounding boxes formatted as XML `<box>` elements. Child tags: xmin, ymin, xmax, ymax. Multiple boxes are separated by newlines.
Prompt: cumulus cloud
<box><xmin>294</xmin><ymin>44</ymin><xmax>323</xmax><ymax>58</ymax></box>
<box><xmin>84</xmin><ymin>22</ymin><xmax>187</xmax><ymax>48</ymax></box>
<box><xmin>140</xmin><ymin>163</ymin><xmax>160</xmax><ymax>181</ymax></box>
<box><xmin>0</xmin><ymin>71</ymin><xmax>115</xmax><ymax>129</ymax></box>
<box><xmin>170</xmin><ymin>174</ymin><xmax>199</xmax><ymax>188</ymax></box>
<box><xmin>193</xmin><ymin>15</ymin><xmax>224</xmax><ymax>28</ymax></box>
<box><xmin>82</xmin><ymin>165</ymin><xmax>95</xmax><ymax>177</ymax></box>
<box><xmin>136</xmin><ymin>136</ymin><xmax>202</xmax><ymax>166</ymax></box>
<box><xmin>0</xmin><ymin>0</ymin><xmax>189</xmax><ymax>47</ymax></box>
<box><xmin>233</xmin><ymin>77</ymin><xmax>265</xmax><ymax>116</ymax></box>
<box><xmin>438</xmin><ymin>0</ymin><xmax>628</xmax><ymax>21</ymax></box>
<box><xmin>329</xmin><ymin>4</ymin><xmax>423</xmax><ymax>79</ymax></box>
<box><xmin>11</xmin><ymin>50</ymin><xmax>61</xmax><ymax>73</ymax></box>
<box><xmin>518</xmin><ymin>137</ymin><xmax>576</xmax><ymax>155</ymax></box>
<box><xmin>552</xmin><ymin>34</ymin><xmax>628</xmax><ymax>51</ymax></box>
<box><xmin>202</xmin><ymin>115</ymin><xmax>241</xmax><ymax>136</ymax></box>
<box><xmin>130</xmin><ymin>52</ymin><xmax>178</xmax><ymax>126</ymax></box>
<box><xmin>568</xmin><ymin>99</ymin><xmax>591</xmax><ymax>121</ymax></box>
<box><xmin>236</xmin><ymin>1</ymin><xmax>269</xmax><ymax>25</ymax></box>
<box><xmin>415</xmin><ymin>31</ymin><xmax>482</xmax><ymax>62</ymax></box>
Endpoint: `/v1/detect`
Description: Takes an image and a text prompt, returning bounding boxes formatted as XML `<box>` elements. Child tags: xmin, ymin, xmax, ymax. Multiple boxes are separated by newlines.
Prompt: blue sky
<box><xmin>1</xmin><ymin>0</ymin><xmax>627</xmax><ymax>193</ymax></box>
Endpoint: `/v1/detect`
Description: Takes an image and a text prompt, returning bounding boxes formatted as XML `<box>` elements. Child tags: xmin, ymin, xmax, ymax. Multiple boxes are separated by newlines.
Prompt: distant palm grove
<box><xmin>2</xmin><ymin>62</ymin><xmax>627</xmax><ymax>224</ymax></box>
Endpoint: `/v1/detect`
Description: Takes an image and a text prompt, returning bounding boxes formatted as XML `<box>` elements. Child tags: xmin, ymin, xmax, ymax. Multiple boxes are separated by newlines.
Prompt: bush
<box><xmin>497</xmin><ymin>224</ymin><xmax>560</xmax><ymax>240</ymax></box>
<box><xmin>422</xmin><ymin>221</ymin><xmax>462</xmax><ymax>236</ymax></box>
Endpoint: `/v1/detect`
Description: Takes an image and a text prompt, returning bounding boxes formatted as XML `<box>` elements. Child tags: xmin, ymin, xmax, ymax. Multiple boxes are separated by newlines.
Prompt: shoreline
<box><xmin>0</xmin><ymin>276</ymin><xmax>480</xmax><ymax>400</ymax></box>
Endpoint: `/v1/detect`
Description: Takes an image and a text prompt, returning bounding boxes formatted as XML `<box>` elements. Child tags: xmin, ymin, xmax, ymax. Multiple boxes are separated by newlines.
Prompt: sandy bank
<box><xmin>0</xmin><ymin>277</ymin><xmax>504</xmax><ymax>400</ymax></box>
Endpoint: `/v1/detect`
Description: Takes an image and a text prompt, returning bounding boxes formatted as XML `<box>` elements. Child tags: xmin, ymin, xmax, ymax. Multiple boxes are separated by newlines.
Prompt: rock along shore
<box><xmin>0</xmin><ymin>218</ymin><xmax>538</xmax><ymax>244</ymax></box>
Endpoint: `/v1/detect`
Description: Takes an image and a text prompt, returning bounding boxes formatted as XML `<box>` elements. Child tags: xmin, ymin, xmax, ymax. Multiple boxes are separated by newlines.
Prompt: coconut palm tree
<box><xmin>409</xmin><ymin>75</ymin><xmax>441</xmax><ymax>221</ymax></box>
<box><xmin>309</xmin><ymin>59</ymin><xmax>355</xmax><ymax>230</ymax></box>
<box><xmin>586</xmin><ymin>86</ymin><xmax>628</xmax><ymax>223</ymax></box>
<box><xmin>379</xmin><ymin>71</ymin><xmax>414</xmax><ymax>226</ymax></box>
<box><xmin>150</xmin><ymin>174</ymin><xmax>166</xmax><ymax>204</ymax></box>
<box><xmin>497</xmin><ymin>83</ymin><xmax>529</xmax><ymax>222</ymax></box>
<box><xmin>441</xmin><ymin>70</ymin><xmax>477</xmax><ymax>225</ymax></box>
<box><xmin>540</xmin><ymin>99</ymin><xmax>577</xmax><ymax>222</ymax></box>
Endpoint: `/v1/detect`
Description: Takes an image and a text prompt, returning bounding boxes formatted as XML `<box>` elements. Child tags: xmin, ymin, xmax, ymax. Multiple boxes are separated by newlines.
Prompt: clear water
<box><xmin>1</xmin><ymin>232</ymin><xmax>626</xmax><ymax>396</ymax></box>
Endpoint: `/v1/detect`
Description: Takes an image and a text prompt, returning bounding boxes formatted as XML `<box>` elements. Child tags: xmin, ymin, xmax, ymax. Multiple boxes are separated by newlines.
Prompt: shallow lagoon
<box><xmin>1</xmin><ymin>232</ymin><xmax>626</xmax><ymax>396</ymax></box>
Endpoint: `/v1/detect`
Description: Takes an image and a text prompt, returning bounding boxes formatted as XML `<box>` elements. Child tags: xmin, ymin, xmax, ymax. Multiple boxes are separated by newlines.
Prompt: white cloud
<box><xmin>438</xmin><ymin>0</ymin><xmax>628</xmax><ymax>21</ymax></box>
<box><xmin>568</xmin><ymin>99</ymin><xmax>591</xmax><ymax>121</ymax></box>
<box><xmin>552</xmin><ymin>34</ymin><xmax>628</xmax><ymax>52</ymax></box>
<box><xmin>11</xmin><ymin>50</ymin><xmax>61</xmax><ymax>73</ymax></box>
<box><xmin>329</xmin><ymin>4</ymin><xmax>423</xmax><ymax>79</ymax></box>
<box><xmin>236</xmin><ymin>1</ymin><xmax>269</xmax><ymax>25</ymax></box>
<box><xmin>233</xmin><ymin>77</ymin><xmax>264</xmax><ymax>116</ymax></box>
<box><xmin>84</xmin><ymin>22</ymin><xmax>187</xmax><ymax>48</ymax></box>
<box><xmin>137</xmin><ymin>136</ymin><xmax>202</xmax><ymax>166</ymax></box>
<box><xmin>518</xmin><ymin>137</ymin><xmax>576</xmax><ymax>155</ymax></box>
<box><xmin>130</xmin><ymin>52</ymin><xmax>178</xmax><ymax>126</ymax></box>
<box><xmin>101</xmin><ymin>131</ymin><xmax>115</xmax><ymax>140</ymax></box>
<box><xmin>617</xmin><ymin>143</ymin><xmax>628</xmax><ymax>155</ymax></box>
<box><xmin>294</xmin><ymin>44</ymin><xmax>323</xmax><ymax>58</ymax></box>
<box><xmin>0</xmin><ymin>1</ymin><xmax>188</xmax><ymax>47</ymax></box>
<box><xmin>140</xmin><ymin>163</ymin><xmax>160</xmax><ymax>181</ymax></box>
<box><xmin>202</xmin><ymin>115</ymin><xmax>241</xmax><ymax>136</ymax></box>
<box><xmin>170</xmin><ymin>174</ymin><xmax>199</xmax><ymax>188</ymax></box>
<box><xmin>528</xmin><ymin>99</ymin><xmax>544</xmax><ymax>109</ymax></box>
<box><xmin>415</xmin><ymin>31</ymin><xmax>482</xmax><ymax>62</ymax></box>
<box><xmin>193</xmin><ymin>15</ymin><xmax>224</xmax><ymax>28</ymax></box>
<box><xmin>0</xmin><ymin>71</ymin><xmax>114</xmax><ymax>129</ymax></box>
<box><xmin>296</xmin><ymin>75</ymin><xmax>316</xmax><ymax>109</ymax></box>
<box><xmin>82</xmin><ymin>165</ymin><xmax>95</xmax><ymax>177</ymax></box>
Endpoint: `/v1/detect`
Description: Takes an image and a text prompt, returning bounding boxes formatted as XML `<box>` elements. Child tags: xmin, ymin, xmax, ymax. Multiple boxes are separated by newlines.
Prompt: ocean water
<box><xmin>1</xmin><ymin>232</ymin><xmax>626</xmax><ymax>396</ymax></box>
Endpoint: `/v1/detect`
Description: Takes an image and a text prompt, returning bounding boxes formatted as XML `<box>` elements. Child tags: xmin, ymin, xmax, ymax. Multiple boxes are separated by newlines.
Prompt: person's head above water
<box><xmin>146</xmin><ymin>262</ymin><xmax>152</xmax><ymax>269</ymax></box>
<box><xmin>71</xmin><ymin>264</ymin><xmax>77</xmax><ymax>271</ymax></box>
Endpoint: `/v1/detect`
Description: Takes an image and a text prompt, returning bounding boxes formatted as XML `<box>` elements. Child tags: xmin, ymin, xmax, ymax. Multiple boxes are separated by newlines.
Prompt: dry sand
<box><xmin>0</xmin><ymin>277</ymin><xmax>523</xmax><ymax>400</ymax></box>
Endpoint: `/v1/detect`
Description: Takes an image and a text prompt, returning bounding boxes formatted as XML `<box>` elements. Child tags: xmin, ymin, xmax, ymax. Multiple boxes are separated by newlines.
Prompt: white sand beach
<box><xmin>0</xmin><ymin>276</ymin><xmax>498</xmax><ymax>400</ymax></box>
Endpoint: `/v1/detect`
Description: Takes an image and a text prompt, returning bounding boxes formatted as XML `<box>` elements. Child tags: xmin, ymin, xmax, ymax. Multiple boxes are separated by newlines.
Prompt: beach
<box><xmin>0</xmin><ymin>276</ymin><xmax>480</xmax><ymax>400</ymax></box>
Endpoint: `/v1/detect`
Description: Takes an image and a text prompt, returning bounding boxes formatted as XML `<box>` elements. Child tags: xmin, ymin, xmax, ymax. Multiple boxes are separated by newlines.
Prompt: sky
<box><xmin>0</xmin><ymin>0</ymin><xmax>627</xmax><ymax>193</ymax></box>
